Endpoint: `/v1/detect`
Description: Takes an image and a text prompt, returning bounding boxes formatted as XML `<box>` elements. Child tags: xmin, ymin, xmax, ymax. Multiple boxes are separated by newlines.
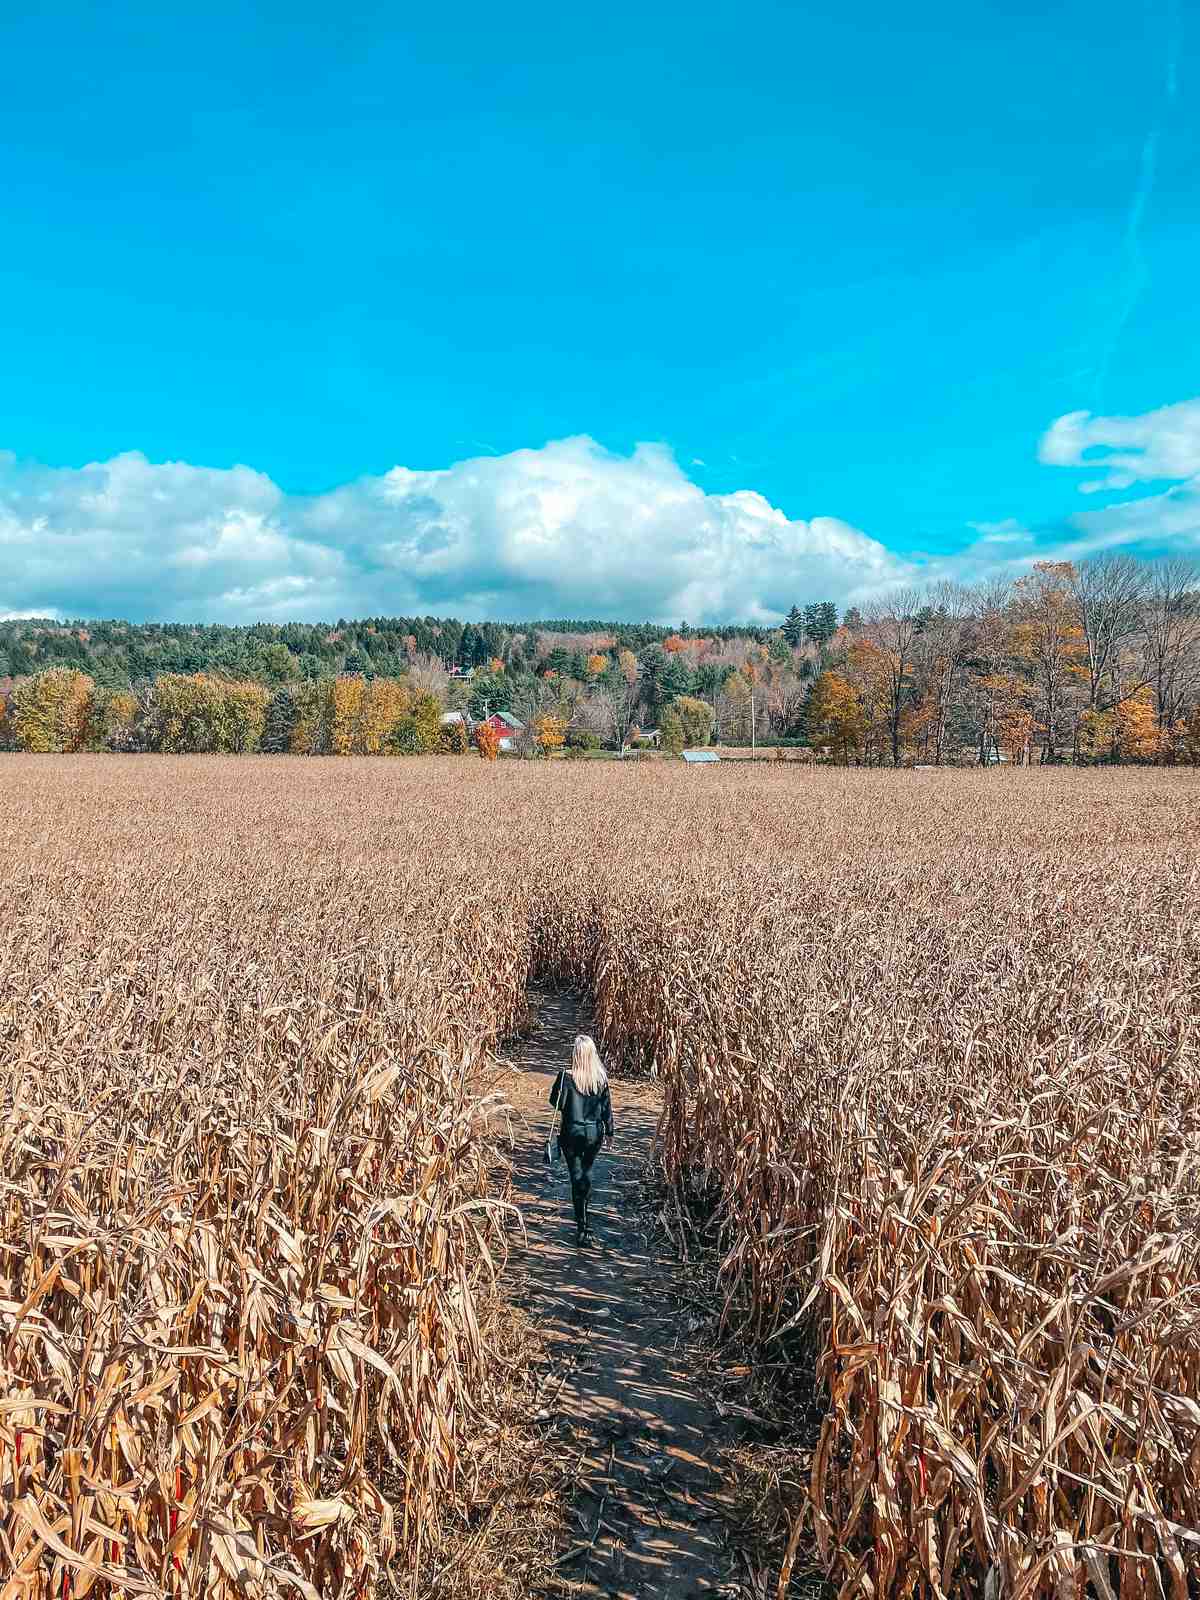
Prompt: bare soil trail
<box><xmin>491</xmin><ymin>987</ymin><xmax>743</xmax><ymax>1599</ymax></box>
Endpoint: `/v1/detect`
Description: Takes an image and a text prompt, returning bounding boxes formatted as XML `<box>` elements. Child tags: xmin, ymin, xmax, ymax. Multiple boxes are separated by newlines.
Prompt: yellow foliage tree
<box><xmin>844</xmin><ymin>640</ymin><xmax>895</xmax><ymax>763</ymax></box>
<box><xmin>534</xmin><ymin>713</ymin><xmax>567</xmax><ymax>755</ymax></box>
<box><xmin>11</xmin><ymin>668</ymin><xmax>96</xmax><ymax>753</ymax></box>
<box><xmin>90</xmin><ymin>689</ymin><xmax>139</xmax><ymax>751</ymax></box>
<box><xmin>1010</xmin><ymin>564</ymin><xmax>1088</xmax><ymax>760</ymax></box>
<box><xmin>806</xmin><ymin>671</ymin><xmax>866</xmax><ymax>764</ymax></box>
<box><xmin>361</xmin><ymin>679</ymin><xmax>412</xmax><ymax>754</ymax></box>
<box><xmin>330</xmin><ymin>676</ymin><xmax>366</xmax><ymax>755</ymax></box>
<box><xmin>977</xmin><ymin>672</ymin><xmax>1034</xmax><ymax>765</ymax></box>
<box><xmin>586</xmin><ymin>653</ymin><xmax>607</xmax><ymax>676</ymax></box>
<box><xmin>222</xmin><ymin>681</ymin><xmax>271</xmax><ymax>753</ymax></box>
<box><xmin>439</xmin><ymin>717</ymin><xmax>470</xmax><ymax>754</ymax></box>
<box><xmin>290</xmin><ymin>680</ymin><xmax>334</xmax><ymax>755</ymax></box>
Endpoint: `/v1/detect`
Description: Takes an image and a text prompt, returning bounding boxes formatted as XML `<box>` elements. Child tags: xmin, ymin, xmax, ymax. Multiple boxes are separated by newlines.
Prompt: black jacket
<box><xmin>550</xmin><ymin>1072</ymin><xmax>614</xmax><ymax>1146</ymax></box>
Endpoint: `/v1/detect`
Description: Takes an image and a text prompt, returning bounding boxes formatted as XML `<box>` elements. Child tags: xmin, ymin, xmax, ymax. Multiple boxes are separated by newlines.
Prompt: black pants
<box><xmin>560</xmin><ymin>1136</ymin><xmax>602</xmax><ymax>1227</ymax></box>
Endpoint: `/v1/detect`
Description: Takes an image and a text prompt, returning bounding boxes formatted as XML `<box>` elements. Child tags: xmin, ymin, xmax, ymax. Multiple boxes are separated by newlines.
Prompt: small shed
<box><xmin>682</xmin><ymin>750</ymin><xmax>720</xmax><ymax>764</ymax></box>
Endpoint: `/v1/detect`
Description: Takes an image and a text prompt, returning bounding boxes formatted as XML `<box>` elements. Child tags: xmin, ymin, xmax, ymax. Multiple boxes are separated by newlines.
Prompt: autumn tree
<box><xmin>10</xmin><ymin>668</ymin><xmax>95</xmax><ymax>753</ymax></box>
<box><xmin>862</xmin><ymin>588</ymin><xmax>922</xmax><ymax>765</ymax></box>
<box><xmin>368</xmin><ymin>681</ymin><xmax>407</xmax><ymax>753</ymax></box>
<box><xmin>89</xmin><ymin>688</ymin><xmax>139</xmax><ymax>752</ymax></box>
<box><xmin>659</xmin><ymin>707</ymin><xmax>685</xmax><ymax>755</ymax></box>
<box><xmin>908</xmin><ymin>583</ymin><xmax>975</xmax><ymax>764</ymax></box>
<box><xmin>392</xmin><ymin>692</ymin><xmax>443</xmax><ymax>754</ymax></box>
<box><xmin>475</xmin><ymin>722</ymin><xmax>500</xmax><ymax>761</ymax></box>
<box><xmin>1068</xmin><ymin>555</ymin><xmax>1148</xmax><ymax>714</ymax></box>
<box><xmin>533</xmin><ymin>713</ymin><xmax>567</xmax><ymax>755</ymax></box>
<box><xmin>439</xmin><ymin>717</ymin><xmax>470</xmax><ymax>754</ymax></box>
<box><xmin>806</xmin><ymin>671</ymin><xmax>866</xmax><ymax>763</ymax></box>
<box><xmin>290</xmin><ymin>679</ymin><xmax>334</xmax><ymax>755</ymax></box>
<box><xmin>673</xmin><ymin>694</ymin><xmax>714</xmax><ymax>748</ymax></box>
<box><xmin>843</xmin><ymin>639</ymin><xmax>896</xmax><ymax>764</ymax></box>
<box><xmin>222</xmin><ymin>681</ymin><xmax>271</xmax><ymax>752</ymax></box>
<box><xmin>1010</xmin><ymin>563</ymin><xmax>1087</xmax><ymax>762</ymax></box>
<box><xmin>718</xmin><ymin>670</ymin><xmax>753</xmax><ymax>743</ymax></box>
<box><xmin>328</xmin><ymin>676</ymin><xmax>364</xmax><ymax>754</ymax></box>
<box><xmin>1141</xmin><ymin>559</ymin><xmax>1200</xmax><ymax>754</ymax></box>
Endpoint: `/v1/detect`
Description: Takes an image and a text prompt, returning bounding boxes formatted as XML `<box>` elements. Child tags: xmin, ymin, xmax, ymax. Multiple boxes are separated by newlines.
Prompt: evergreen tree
<box><xmin>637</xmin><ymin>646</ymin><xmax>667</xmax><ymax>709</ymax></box>
<box><xmin>261</xmin><ymin>687</ymin><xmax>299</xmax><ymax>753</ymax></box>
<box><xmin>783</xmin><ymin>605</ymin><xmax>804</xmax><ymax>646</ymax></box>
<box><xmin>660</xmin><ymin>654</ymin><xmax>694</xmax><ymax>699</ymax></box>
<box><xmin>804</xmin><ymin>602</ymin><xmax>838</xmax><ymax>646</ymax></box>
<box><xmin>457</xmin><ymin>624</ymin><xmax>480</xmax><ymax>668</ymax></box>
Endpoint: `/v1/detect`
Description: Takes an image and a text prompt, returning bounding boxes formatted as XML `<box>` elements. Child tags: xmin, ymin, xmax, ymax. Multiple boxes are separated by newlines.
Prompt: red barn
<box><xmin>482</xmin><ymin>712</ymin><xmax>524</xmax><ymax>750</ymax></box>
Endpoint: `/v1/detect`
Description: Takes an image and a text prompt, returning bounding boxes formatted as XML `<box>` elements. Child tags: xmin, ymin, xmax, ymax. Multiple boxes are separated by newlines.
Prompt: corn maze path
<box><xmin>493</xmin><ymin>988</ymin><xmax>742</xmax><ymax>1600</ymax></box>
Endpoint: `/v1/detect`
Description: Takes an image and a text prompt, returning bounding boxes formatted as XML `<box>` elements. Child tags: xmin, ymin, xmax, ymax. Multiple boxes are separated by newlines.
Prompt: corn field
<box><xmin>1</xmin><ymin>757</ymin><xmax>1197</xmax><ymax>1598</ymax></box>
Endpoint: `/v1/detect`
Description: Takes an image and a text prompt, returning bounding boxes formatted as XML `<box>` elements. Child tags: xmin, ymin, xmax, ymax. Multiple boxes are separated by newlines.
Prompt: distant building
<box><xmin>482</xmin><ymin>711</ymin><xmax>524</xmax><ymax>751</ymax></box>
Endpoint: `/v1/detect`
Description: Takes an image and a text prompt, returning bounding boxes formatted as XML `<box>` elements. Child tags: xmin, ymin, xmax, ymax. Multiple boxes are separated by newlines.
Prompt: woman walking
<box><xmin>550</xmin><ymin>1034</ymin><xmax>614</xmax><ymax>1248</ymax></box>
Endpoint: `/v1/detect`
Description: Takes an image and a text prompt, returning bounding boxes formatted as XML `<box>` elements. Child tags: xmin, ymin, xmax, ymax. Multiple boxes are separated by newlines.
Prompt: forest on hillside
<box><xmin>3</xmin><ymin>558</ymin><xmax>1200</xmax><ymax>763</ymax></box>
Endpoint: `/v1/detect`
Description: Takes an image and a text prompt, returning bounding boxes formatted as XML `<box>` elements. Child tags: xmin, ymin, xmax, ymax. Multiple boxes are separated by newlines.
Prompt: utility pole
<box><xmin>751</xmin><ymin>690</ymin><xmax>756</xmax><ymax>750</ymax></box>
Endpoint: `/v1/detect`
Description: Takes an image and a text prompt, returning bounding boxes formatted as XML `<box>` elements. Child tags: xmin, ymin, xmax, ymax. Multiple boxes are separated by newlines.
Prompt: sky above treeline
<box><xmin>2</xmin><ymin>0</ymin><xmax>1198</xmax><ymax>626</ymax></box>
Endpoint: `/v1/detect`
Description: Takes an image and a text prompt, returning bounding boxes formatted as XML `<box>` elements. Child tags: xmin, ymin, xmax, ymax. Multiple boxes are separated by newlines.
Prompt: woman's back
<box><xmin>551</xmin><ymin>1073</ymin><xmax>612</xmax><ymax>1137</ymax></box>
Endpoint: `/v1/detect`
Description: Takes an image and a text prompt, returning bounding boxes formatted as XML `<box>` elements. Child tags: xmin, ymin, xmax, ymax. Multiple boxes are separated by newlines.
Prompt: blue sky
<box><xmin>2</xmin><ymin>0</ymin><xmax>1198</xmax><ymax>623</ymax></box>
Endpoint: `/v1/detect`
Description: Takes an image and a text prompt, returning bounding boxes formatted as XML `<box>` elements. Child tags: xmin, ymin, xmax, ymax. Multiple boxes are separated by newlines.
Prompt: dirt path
<box><xmin>491</xmin><ymin>988</ymin><xmax>740</xmax><ymax>1599</ymax></box>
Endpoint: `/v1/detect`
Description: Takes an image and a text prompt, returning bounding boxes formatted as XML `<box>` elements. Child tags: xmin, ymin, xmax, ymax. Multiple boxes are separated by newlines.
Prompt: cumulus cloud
<box><xmin>1037</xmin><ymin>399</ymin><xmax>1200</xmax><ymax>558</ymax></box>
<box><xmin>0</xmin><ymin>437</ymin><xmax>912</xmax><ymax>625</ymax></box>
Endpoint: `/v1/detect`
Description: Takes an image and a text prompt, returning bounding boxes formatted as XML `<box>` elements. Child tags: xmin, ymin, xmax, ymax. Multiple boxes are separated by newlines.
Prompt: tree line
<box><xmin>806</xmin><ymin>559</ymin><xmax>1200</xmax><ymax>764</ymax></box>
<box><xmin>3</xmin><ymin>557</ymin><xmax>1199</xmax><ymax>762</ymax></box>
<box><xmin>0</xmin><ymin>611</ymin><xmax>782</xmax><ymax>688</ymax></box>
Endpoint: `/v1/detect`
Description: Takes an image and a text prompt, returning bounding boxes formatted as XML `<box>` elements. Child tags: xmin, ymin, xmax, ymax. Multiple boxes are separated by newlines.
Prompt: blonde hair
<box><xmin>571</xmin><ymin>1034</ymin><xmax>608</xmax><ymax>1097</ymax></box>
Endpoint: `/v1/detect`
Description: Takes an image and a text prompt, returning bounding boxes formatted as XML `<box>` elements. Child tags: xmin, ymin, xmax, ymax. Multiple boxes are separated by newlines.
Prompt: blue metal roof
<box><xmin>682</xmin><ymin>750</ymin><xmax>720</xmax><ymax>763</ymax></box>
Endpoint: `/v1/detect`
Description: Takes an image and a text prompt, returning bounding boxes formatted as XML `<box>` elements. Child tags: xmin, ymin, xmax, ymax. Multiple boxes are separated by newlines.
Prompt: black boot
<box><xmin>581</xmin><ymin>1198</ymin><xmax>594</xmax><ymax>1246</ymax></box>
<box><xmin>573</xmin><ymin>1192</ymin><xmax>587</xmax><ymax>1247</ymax></box>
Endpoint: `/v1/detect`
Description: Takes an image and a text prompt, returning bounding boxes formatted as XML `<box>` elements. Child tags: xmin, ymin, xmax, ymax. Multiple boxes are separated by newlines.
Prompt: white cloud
<box><xmin>0</xmin><ymin>437</ymin><xmax>912</xmax><ymax>624</ymax></box>
<box><xmin>1039</xmin><ymin>400</ymin><xmax>1200</xmax><ymax>491</ymax></box>
<box><xmin>8</xmin><ymin>410</ymin><xmax>1200</xmax><ymax>630</ymax></box>
<box><xmin>967</xmin><ymin>518</ymin><xmax>1034</xmax><ymax>545</ymax></box>
<box><xmin>1037</xmin><ymin>399</ymin><xmax>1200</xmax><ymax>559</ymax></box>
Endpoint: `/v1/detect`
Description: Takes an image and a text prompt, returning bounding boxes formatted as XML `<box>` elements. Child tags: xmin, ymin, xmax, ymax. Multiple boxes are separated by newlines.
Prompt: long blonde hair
<box><xmin>571</xmin><ymin>1034</ymin><xmax>608</xmax><ymax>1097</ymax></box>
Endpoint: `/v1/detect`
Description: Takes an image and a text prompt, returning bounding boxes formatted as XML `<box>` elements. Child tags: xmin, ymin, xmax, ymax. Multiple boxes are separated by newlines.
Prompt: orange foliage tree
<box><xmin>475</xmin><ymin>723</ymin><xmax>500</xmax><ymax>761</ymax></box>
<box><xmin>534</xmin><ymin>713</ymin><xmax>567</xmax><ymax>756</ymax></box>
